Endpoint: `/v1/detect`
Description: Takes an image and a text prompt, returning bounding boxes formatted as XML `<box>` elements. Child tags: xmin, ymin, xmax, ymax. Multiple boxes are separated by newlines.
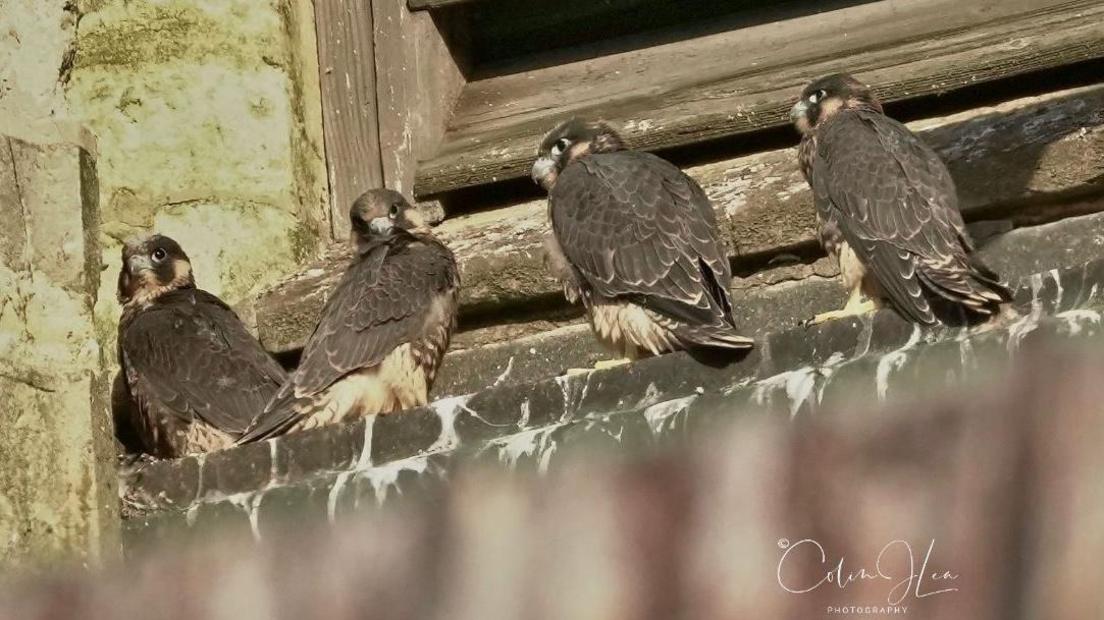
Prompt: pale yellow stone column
<box><xmin>0</xmin><ymin>121</ymin><xmax>120</xmax><ymax>568</ymax></box>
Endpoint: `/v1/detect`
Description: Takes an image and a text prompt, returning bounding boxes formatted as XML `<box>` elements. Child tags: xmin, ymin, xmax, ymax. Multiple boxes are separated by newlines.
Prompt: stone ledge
<box><xmin>254</xmin><ymin>83</ymin><xmax>1104</xmax><ymax>353</ymax></box>
<box><xmin>122</xmin><ymin>216</ymin><xmax>1104</xmax><ymax>537</ymax></box>
<box><xmin>123</xmin><ymin>266</ymin><xmax>1104</xmax><ymax>545</ymax></box>
<box><xmin>428</xmin><ymin>206</ymin><xmax>1104</xmax><ymax>398</ymax></box>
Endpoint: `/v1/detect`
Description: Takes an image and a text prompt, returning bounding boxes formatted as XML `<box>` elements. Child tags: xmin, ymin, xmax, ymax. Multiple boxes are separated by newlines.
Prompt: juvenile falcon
<box><xmin>239</xmin><ymin>189</ymin><xmax>459</xmax><ymax>442</ymax></box>
<box><xmin>115</xmin><ymin>234</ymin><xmax>287</xmax><ymax>458</ymax></box>
<box><xmin>532</xmin><ymin>118</ymin><xmax>753</xmax><ymax>366</ymax></box>
<box><xmin>791</xmin><ymin>73</ymin><xmax>1011</xmax><ymax>325</ymax></box>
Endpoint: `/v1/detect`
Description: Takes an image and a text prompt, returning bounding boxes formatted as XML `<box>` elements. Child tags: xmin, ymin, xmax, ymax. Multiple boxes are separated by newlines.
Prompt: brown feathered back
<box><xmin>118</xmin><ymin>288</ymin><xmax>287</xmax><ymax>457</ymax></box>
<box><xmin>800</xmin><ymin>109</ymin><xmax>1011</xmax><ymax>324</ymax></box>
<box><xmin>240</xmin><ymin>231</ymin><xmax>459</xmax><ymax>441</ymax></box>
<box><xmin>549</xmin><ymin>150</ymin><xmax>750</xmax><ymax>349</ymax></box>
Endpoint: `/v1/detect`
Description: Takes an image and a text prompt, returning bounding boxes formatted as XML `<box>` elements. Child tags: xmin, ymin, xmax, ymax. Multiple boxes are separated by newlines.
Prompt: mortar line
<box><xmin>5</xmin><ymin>138</ymin><xmax>35</xmax><ymax>286</ymax></box>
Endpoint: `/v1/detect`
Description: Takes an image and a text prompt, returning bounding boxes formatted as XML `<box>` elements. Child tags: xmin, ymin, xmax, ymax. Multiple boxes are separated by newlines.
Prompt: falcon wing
<box><xmin>119</xmin><ymin>289</ymin><xmax>287</xmax><ymax>436</ymax></box>
<box><xmin>241</xmin><ymin>234</ymin><xmax>459</xmax><ymax>440</ymax></box>
<box><xmin>550</xmin><ymin>150</ymin><xmax>736</xmax><ymax>329</ymax></box>
<box><xmin>811</xmin><ymin>110</ymin><xmax>1009</xmax><ymax>324</ymax></box>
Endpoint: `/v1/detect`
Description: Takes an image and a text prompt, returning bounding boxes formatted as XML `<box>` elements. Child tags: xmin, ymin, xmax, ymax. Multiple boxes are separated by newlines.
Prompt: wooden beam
<box><xmin>413</xmin><ymin>0</ymin><xmax>1104</xmax><ymax>198</ymax></box>
<box><xmin>373</xmin><ymin>1</ymin><xmax>466</xmax><ymax>208</ymax></box>
<box><xmin>314</xmin><ymin>0</ymin><xmax>384</xmax><ymax>240</ymax></box>
<box><xmin>254</xmin><ymin>84</ymin><xmax>1104</xmax><ymax>354</ymax></box>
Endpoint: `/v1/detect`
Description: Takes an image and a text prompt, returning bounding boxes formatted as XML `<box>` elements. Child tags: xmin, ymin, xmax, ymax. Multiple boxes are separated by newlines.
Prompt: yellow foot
<box><xmin>564</xmin><ymin>358</ymin><xmax>633</xmax><ymax>375</ymax></box>
<box><xmin>803</xmin><ymin>298</ymin><xmax>879</xmax><ymax>327</ymax></box>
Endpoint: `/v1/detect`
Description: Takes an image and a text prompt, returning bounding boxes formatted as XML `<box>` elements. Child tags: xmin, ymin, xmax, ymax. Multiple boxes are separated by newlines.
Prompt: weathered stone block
<box><xmin>64</xmin><ymin>0</ymin><xmax>328</xmax><ymax>358</ymax></box>
<box><xmin>272</xmin><ymin>416</ymin><xmax>366</xmax><ymax>484</ymax></box>
<box><xmin>0</xmin><ymin>126</ymin><xmax>119</xmax><ymax>567</ymax></box>
<box><xmin>0</xmin><ymin>1</ymin><xmax>76</xmax><ymax>121</ymax></box>
<box><xmin>122</xmin><ymin>454</ymin><xmax>200</xmax><ymax>514</ymax></box>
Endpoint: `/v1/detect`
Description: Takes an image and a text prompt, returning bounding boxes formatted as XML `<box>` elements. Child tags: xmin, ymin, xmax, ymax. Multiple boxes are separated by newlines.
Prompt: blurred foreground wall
<box><xmin>3</xmin><ymin>333</ymin><xmax>1102</xmax><ymax>619</ymax></box>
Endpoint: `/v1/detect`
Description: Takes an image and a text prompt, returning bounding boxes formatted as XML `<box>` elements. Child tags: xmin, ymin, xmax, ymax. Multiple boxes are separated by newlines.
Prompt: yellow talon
<box><xmin>804</xmin><ymin>290</ymin><xmax>879</xmax><ymax>327</ymax></box>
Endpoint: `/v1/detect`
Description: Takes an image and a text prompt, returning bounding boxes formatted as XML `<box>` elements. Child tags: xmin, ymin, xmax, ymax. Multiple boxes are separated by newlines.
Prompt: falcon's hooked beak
<box><xmin>368</xmin><ymin>217</ymin><xmax>394</xmax><ymax>236</ymax></box>
<box><xmin>531</xmin><ymin>156</ymin><xmax>557</xmax><ymax>191</ymax></box>
<box><xmin>126</xmin><ymin>254</ymin><xmax>153</xmax><ymax>274</ymax></box>
<box><xmin>790</xmin><ymin>99</ymin><xmax>814</xmax><ymax>135</ymax></box>
<box><xmin>789</xmin><ymin>99</ymin><xmax>809</xmax><ymax>123</ymax></box>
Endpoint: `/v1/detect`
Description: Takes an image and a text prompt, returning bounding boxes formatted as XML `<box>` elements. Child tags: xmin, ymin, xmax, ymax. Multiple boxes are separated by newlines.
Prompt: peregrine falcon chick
<box><xmin>239</xmin><ymin>189</ymin><xmax>459</xmax><ymax>442</ymax></box>
<box><xmin>791</xmin><ymin>73</ymin><xmax>1011</xmax><ymax>326</ymax></box>
<box><xmin>533</xmin><ymin>118</ymin><xmax>753</xmax><ymax>369</ymax></box>
<box><xmin>115</xmin><ymin>234</ymin><xmax>287</xmax><ymax>458</ymax></box>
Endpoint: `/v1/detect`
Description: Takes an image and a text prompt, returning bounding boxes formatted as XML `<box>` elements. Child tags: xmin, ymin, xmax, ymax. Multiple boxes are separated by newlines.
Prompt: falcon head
<box><xmin>790</xmin><ymin>73</ymin><xmax>883</xmax><ymax>135</ymax></box>
<box><xmin>349</xmin><ymin>189</ymin><xmax>428</xmax><ymax>251</ymax></box>
<box><xmin>531</xmin><ymin>118</ymin><xmax>625</xmax><ymax>190</ymax></box>
<box><xmin>117</xmin><ymin>234</ymin><xmax>195</xmax><ymax>306</ymax></box>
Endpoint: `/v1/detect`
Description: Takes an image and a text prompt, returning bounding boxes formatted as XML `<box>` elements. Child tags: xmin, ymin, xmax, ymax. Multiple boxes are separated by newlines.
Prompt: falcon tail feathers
<box><xmin>878</xmin><ymin>276</ymin><xmax>938</xmax><ymax>326</ymax></box>
<box><xmin>675</xmin><ymin>323</ymin><xmax>755</xmax><ymax>351</ymax></box>
<box><xmin>916</xmin><ymin>257</ymin><xmax>1012</xmax><ymax>318</ymax></box>
<box><xmin>640</xmin><ymin>295</ymin><xmax>720</xmax><ymax>328</ymax></box>
<box><xmin>235</xmin><ymin>388</ymin><xmax>307</xmax><ymax>444</ymax></box>
<box><xmin>966</xmin><ymin>256</ymin><xmax>1014</xmax><ymax>301</ymax></box>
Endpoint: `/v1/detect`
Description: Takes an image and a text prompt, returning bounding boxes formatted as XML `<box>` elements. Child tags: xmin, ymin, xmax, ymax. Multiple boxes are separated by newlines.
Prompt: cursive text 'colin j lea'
<box><xmin>776</xmin><ymin>538</ymin><xmax>960</xmax><ymax>605</ymax></box>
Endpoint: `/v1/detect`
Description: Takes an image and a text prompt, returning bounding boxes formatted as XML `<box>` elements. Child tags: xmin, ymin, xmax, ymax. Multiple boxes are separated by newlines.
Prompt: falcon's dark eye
<box><xmin>551</xmin><ymin>138</ymin><xmax>570</xmax><ymax>156</ymax></box>
<box><xmin>389</xmin><ymin>204</ymin><xmax>400</xmax><ymax>218</ymax></box>
<box><xmin>151</xmin><ymin>248</ymin><xmax>167</xmax><ymax>263</ymax></box>
<box><xmin>809</xmin><ymin>89</ymin><xmax>827</xmax><ymax>104</ymax></box>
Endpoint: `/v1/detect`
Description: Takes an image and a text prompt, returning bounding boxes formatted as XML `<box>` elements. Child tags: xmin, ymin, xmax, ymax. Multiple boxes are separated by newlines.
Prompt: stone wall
<box><xmin>2</xmin><ymin>0</ymin><xmax>329</xmax><ymax>372</ymax></box>
<box><xmin>0</xmin><ymin>0</ymin><xmax>328</xmax><ymax>566</ymax></box>
<box><xmin>64</xmin><ymin>0</ymin><xmax>328</xmax><ymax>352</ymax></box>
<box><xmin>0</xmin><ymin>1</ymin><xmax>75</xmax><ymax>120</ymax></box>
<box><xmin>0</xmin><ymin>125</ymin><xmax>119</xmax><ymax>567</ymax></box>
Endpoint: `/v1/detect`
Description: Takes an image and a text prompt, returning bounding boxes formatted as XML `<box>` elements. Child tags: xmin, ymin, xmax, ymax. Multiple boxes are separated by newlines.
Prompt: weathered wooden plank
<box><xmin>314</xmin><ymin>0</ymin><xmax>384</xmax><ymax>240</ymax></box>
<box><xmin>435</xmin><ymin>207</ymin><xmax>1104</xmax><ymax>396</ymax></box>
<box><xmin>254</xmin><ymin>84</ymin><xmax>1104</xmax><ymax>353</ymax></box>
<box><xmin>413</xmin><ymin>0</ymin><xmax>1104</xmax><ymax>198</ymax></box>
<box><xmin>373</xmin><ymin>1</ymin><xmax>465</xmax><ymax>217</ymax></box>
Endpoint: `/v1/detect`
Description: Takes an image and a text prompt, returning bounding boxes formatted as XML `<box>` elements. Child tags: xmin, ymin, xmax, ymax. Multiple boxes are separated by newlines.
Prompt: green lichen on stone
<box><xmin>75</xmin><ymin>7</ymin><xmax>200</xmax><ymax>69</ymax></box>
<box><xmin>276</xmin><ymin>0</ymin><xmax>330</xmax><ymax>247</ymax></box>
<box><xmin>68</xmin><ymin>0</ymin><xmax>330</xmax><ymax>366</ymax></box>
<box><xmin>74</xmin><ymin>2</ymin><xmax>282</xmax><ymax>71</ymax></box>
<box><xmin>153</xmin><ymin>199</ymin><xmax>300</xmax><ymax>305</ymax></box>
<box><xmin>288</xmin><ymin>217</ymin><xmax>320</xmax><ymax>263</ymax></box>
